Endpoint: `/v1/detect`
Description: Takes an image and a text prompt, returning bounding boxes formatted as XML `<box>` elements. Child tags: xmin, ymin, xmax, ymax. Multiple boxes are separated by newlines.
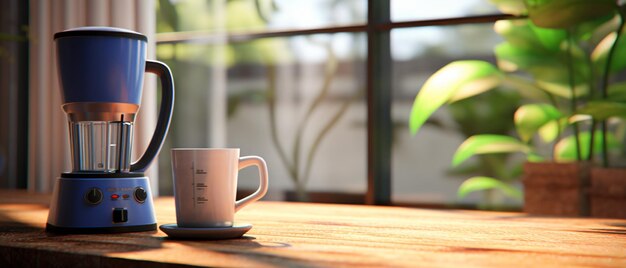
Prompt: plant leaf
<box><xmin>501</xmin><ymin>75</ymin><xmax>550</xmax><ymax>102</ymax></box>
<box><xmin>527</xmin><ymin>152</ymin><xmax>545</xmax><ymax>162</ymax></box>
<box><xmin>495</xmin><ymin>42</ymin><xmax>558</xmax><ymax>72</ymax></box>
<box><xmin>569</xmin><ymin>114</ymin><xmax>592</xmax><ymax>123</ymax></box>
<box><xmin>537</xmin><ymin>118</ymin><xmax>564</xmax><ymax>143</ymax></box>
<box><xmin>608</xmin><ymin>81</ymin><xmax>626</xmax><ymax>102</ymax></box>
<box><xmin>495</xmin><ymin>42</ymin><xmax>589</xmax><ymax>92</ymax></box>
<box><xmin>494</xmin><ymin>19</ymin><xmax>591</xmax><ymax>86</ymax></box>
<box><xmin>554</xmin><ymin>131</ymin><xmax>621</xmax><ymax>161</ymax></box>
<box><xmin>409</xmin><ymin>61</ymin><xmax>502</xmax><ymax>135</ymax></box>
<box><xmin>525</xmin><ymin>0</ymin><xmax>616</xmax><ymax>29</ymax></box>
<box><xmin>490</xmin><ymin>0</ymin><xmax>527</xmax><ymax>15</ymax></box>
<box><xmin>577</xmin><ymin>101</ymin><xmax>626</xmax><ymax>120</ymax></box>
<box><xmin>535</xmin><ymin>80</ymin><xmax>589</xmax><ymax>99</ymax></box>
<box><xmin>452</xmin><ymin>135</ymin><xmax>531</xmax><ymax>167</ymax></box>
<box><xmin>448</xmin><ymin>76</ymin><xmax>503</xmax><ymax>102</ymax></box>
<box><xmin>592</xmin><ymin>32</ymin><xmax>626</xmax><ymax>74</ymax></box>
<box><xmin>457</xmin><ymin>176</ymin><xmax>522</xmax><ymax>200</ymax></box>
<box><xmin>530</xmin><ymin>22</ymin><xmax>569</xmax><ymax>51</ymax></box>
<box><xmin>514</xmin><ymin>103</ymin><xmax>562</xmax><ymax>142</ymax></box>
<box><xmin>494</xmin><ymin>20</ymin><xmax>566</xmax><ymax>52</ymax></box>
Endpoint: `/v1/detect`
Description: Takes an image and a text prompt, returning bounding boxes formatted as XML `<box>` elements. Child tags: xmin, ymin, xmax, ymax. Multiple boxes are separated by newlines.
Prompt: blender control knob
<box><xmin>84</xmin><ymin>188</ymin><xmax>103</xmax><ymax>205</ymax></box>
<box><xmin>134</xmin><ymin>187</ymin><xmax>148</xmax><ymax>203</ymax></box>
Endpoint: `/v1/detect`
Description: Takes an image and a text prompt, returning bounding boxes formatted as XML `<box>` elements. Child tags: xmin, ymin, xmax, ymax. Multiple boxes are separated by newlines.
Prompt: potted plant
<box><xmin>577</xmin><ymin>58</ymin><xmax>626</xmax><ymax>218</ymax></box>
<box><xmin>410</xmin><ymin>0</ymin><xmax>625</xmax><ymax>216</ymax></box>
<box><xmin>531</xmin><ymin>1</ymin><xmax>626</xmax><ymax>218</ymax></box>
<box><xmin>525</xmin><ymin>0</ymin><xmax>626</xmax><ymax>218</ymax></box>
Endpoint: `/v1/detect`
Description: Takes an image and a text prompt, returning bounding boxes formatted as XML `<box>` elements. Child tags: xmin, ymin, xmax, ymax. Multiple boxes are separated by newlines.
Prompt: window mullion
<box><xmin>366</xmin><ymin>0</ymin><xmax>392</xmax><ymax>205</ymax></box>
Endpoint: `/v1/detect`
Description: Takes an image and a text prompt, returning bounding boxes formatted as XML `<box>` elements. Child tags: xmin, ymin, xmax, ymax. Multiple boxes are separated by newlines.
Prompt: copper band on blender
<box><xmin>62</xmin><ymin>102</ymin><xmax>139</xmax><ymax>122</ymax></box>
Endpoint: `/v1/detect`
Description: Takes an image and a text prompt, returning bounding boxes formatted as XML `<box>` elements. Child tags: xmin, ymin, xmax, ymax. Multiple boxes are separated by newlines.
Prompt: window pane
<box><xmin>391</xmin><ymin>0</ymin><xmax>501</xmax><ymax>22</ymax></box>
<box><xmin>158</xmin><ymin>0</ymin><xmax>366</xmax><ymax>33</ymax></box>
<box><xmin>391</xmin><ymin>24</ymin><xmax>522</xmax><ymax>207</ymax></box>
<box><xmin>157</xmin><ymin>33</ymin><xmax>367</xmax><ymax>200</ymax></box>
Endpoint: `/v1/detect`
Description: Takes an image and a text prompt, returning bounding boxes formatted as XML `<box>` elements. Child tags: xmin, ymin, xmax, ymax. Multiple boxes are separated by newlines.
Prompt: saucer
<box><xmin>159</xmin><ymin>223</ymin><xmax>252</xmax><ymax>240</ymax></box>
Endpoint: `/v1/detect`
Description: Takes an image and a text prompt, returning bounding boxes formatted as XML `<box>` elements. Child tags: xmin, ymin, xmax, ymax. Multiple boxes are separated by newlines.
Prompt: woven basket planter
<box><xmin>523</xmin><ymin>162</ymin><xmax>590</xmax><ymax>216</ymax></box>
<box><xmin>590</xmin><ymin>168</ymin><xmax>626</xmax><ymax>219</ymax></box>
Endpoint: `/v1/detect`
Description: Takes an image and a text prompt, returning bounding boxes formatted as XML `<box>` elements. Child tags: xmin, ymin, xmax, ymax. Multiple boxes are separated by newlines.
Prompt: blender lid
<box><xmin>54</xmin><ymin>26</ymin><xmax>147</xmax><ymax>41</ymax></box>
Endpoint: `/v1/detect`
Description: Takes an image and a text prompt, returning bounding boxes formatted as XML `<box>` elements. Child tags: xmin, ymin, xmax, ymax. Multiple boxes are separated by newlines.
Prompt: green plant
<box><xmin>410</xmin><ymin>0</ymin><xmax>626</xmax><ymax>204</ymax></box>
<box><xmin>408</xmin><ymin>60</ymin><xmax>523</xmax><ymax>207</ymax></box>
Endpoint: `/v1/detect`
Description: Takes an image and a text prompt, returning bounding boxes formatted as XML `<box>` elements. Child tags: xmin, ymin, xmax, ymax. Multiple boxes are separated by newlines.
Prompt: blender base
<box><xmin>46</xmin><ymin>176</ymin><xmax>157</xmax><ymax>233</ymax></box>
<box><xmin>45</xmin><ymin>223</ymin><xmax>156</xmax><ymax>234</ymax></box>
<box><xmin>46</xmin><ymin>223</ymin><xmax>157</xmax><ymax>234</ymax></box>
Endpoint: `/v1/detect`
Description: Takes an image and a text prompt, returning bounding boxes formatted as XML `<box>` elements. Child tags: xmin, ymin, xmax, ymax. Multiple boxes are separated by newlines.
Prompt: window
<box><xmin>156</xmin><ymin>0</ymin><xmax>517</xmax><ymax>206</ymax></box>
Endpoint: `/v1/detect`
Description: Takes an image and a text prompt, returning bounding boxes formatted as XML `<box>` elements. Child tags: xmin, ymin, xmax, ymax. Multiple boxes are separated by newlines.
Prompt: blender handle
<box><xmin>130</xmin><ymin>60</ymin><xmax>175</xmax><ymax>173</ymax></box>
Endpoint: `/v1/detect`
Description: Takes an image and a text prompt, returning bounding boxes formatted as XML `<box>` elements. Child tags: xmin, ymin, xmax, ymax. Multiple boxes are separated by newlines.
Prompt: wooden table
<box><xmin>0</xmin><ymin>190</ymin><xmax>625</xmax><ymax>267</ymax></box>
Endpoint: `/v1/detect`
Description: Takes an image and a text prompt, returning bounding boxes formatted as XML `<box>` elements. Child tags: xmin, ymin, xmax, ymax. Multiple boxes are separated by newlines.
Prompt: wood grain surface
<box><xmin>0</xmin><ymin>190</ymin><xmax>625</xmax><ymax>267</ymax></box>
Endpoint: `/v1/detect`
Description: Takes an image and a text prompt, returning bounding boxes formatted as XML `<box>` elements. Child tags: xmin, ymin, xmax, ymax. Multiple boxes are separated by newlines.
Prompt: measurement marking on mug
<box><xmin>196</xmin><ymin>197</ymin><xmax>208</xmax><ymax>204</ymax></box>
<box><xmin>192</xmin><ymin>160</ymin><xmax>196</xmax><ymax>208</ymax></box>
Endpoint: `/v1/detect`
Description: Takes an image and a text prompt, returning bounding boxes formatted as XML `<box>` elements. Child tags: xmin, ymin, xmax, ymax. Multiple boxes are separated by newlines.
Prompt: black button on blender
<box><xmin>134</xmin><ymin>187</ymin><xmax>148</xmax><ymax>203</ymax></box>
<box><xmin>84</xmin><ymin>188</ymin><xmax>103</xmax><ymax>205</ymax></box>
<box><xmin>112</xmin><ymin>208</ymin><xmax>128</xmax><ymax>223</ymax></box>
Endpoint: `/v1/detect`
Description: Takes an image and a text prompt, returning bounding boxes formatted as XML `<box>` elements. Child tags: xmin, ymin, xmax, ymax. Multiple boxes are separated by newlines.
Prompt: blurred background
<box><xmin>152</xmin><ymin>0</ymin><xmax>518</xmax><ymax>208</ymax></box>
<box><xmin>0</xmin><ymin>0</ymin><xmax>523</xmax><ymax>209</ymax></box>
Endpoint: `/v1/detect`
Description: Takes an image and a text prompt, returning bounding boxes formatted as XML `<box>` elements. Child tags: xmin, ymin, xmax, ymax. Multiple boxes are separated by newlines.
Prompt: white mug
<box><xmin>171</xmin><ymin>148</ymin><xmax>269</xmax><ymax>228</ymax></box>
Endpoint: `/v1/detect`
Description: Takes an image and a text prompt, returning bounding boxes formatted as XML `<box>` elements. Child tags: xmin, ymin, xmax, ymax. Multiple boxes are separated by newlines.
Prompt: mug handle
<box><xmin>130</xmin><ymin>60</ymin><xmax>175</xmax><ymax>172</ymax></box>
<box><xmin>235</xmin><ymin>156</ymin><xmax>269</xmax><ymax>212</ymax></box>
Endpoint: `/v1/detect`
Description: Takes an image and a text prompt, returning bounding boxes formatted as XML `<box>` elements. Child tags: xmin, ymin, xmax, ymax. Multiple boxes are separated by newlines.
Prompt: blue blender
<box><xmin>46</xmin><ymin>27</ymin><xmax>174</xmax><ymax>233</ymax></box>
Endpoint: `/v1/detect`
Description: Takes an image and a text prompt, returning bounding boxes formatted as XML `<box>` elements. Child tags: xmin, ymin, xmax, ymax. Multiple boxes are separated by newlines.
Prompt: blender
<box><xmin>46</xmin><ymin>27</ymin><xmax>174</xmax><ymax>233</ymax></box>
